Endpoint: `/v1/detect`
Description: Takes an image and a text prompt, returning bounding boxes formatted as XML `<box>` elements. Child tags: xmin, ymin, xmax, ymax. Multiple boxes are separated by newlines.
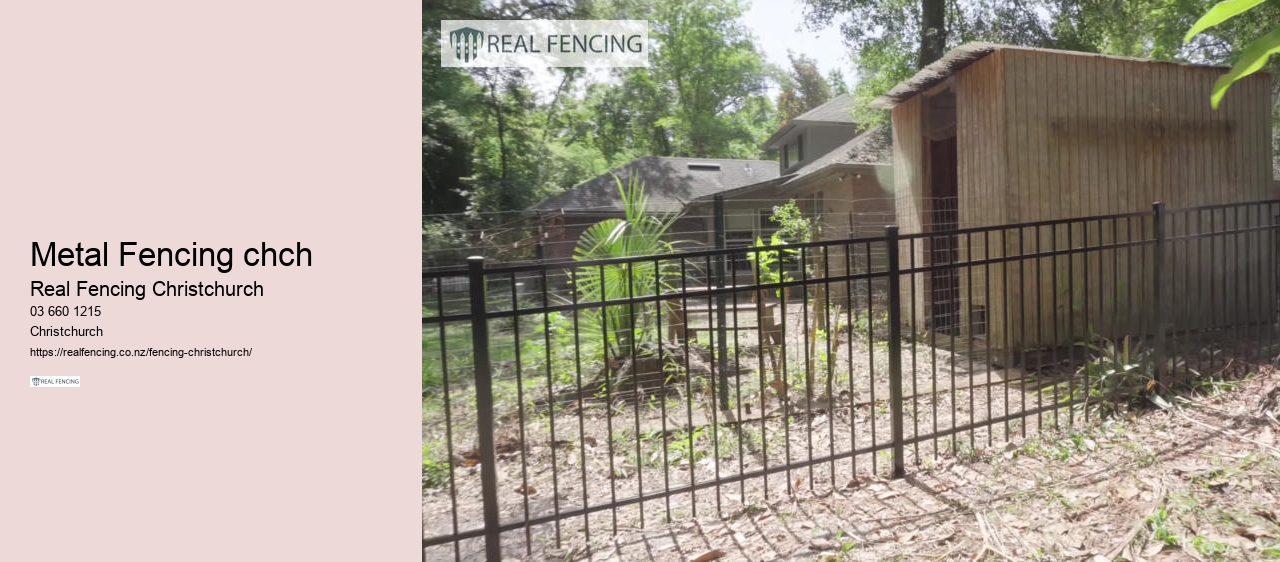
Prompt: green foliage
<box><xmin>1147</xmin><ymin>507</ymin><xmax>1181</xmax><ymax>546</ymax></box>
<box><xmin>425</xmin><ymin>0</ymin><xmax>778</xmax><ymax>218</ymax></box>
<box><xmin>422</xmin><ymin>218</ymin><xmax>471</xmax><ymax>269</ymax></box>
<box><xmin>827</xmin><ymin>69</ymin><xmax>851</xmax><ymax>96</ymax></box>
<box><xmin>1212</xmin><ymin>28</ymin><xmax>1280</xmax><ymax>107</ymax></box>
<box><xmin>747</xmin><ymin>232</ymin><xmax>798</xmax><ymax>298</ymax></box>
<box><xmin>650</xmin><ymin>0</ymin><xmax>774</xmax><ymax>158</ymax></box>
<box><xmin>776</xmin><ymin>53</ymin><xmax>834</xmax><ymax>123</ymax></box>
<box><xmin>747</xmin><ymin>200</ymin><xmax>816</xmax><ymax>298</ymax></box>
<box><xmin>639</xmin><ymin>426</ymin><xmax>708</xmax><ymax>467</ymax></box>
<box><xmin>421</xmin><ymin>442</ymin><xmax>451</xmax><ymax>490</ymax></box>
<box><xmin>423</xmin><ymin>1</ymin><xmax>486</xmax><ymax>215</ymax></box>
<box><xmin>1184</xmin><ymin>0</ymin><xmax>1280</xmax><ymax>108</ymax></box>
<box><xmin>542</xmin><ymin>311</ymin><xmax>603</xmax><ymax>386</ymax></box>
<box><xmin>572</xmin><ymin>175</ymin><xmax>681</xmax><ymax>359</ymax></box>
<box><xmin>1066</xmin><ymin>335</ymin><xmax>1158</xmax><ymax>418</ymax></box>
<box><xmin>1260</xmin><ymin>540</ymin><xmax>1280</xmax><ymax>557</ymax></box>
<box><xmin>1184</xmin><ymin>0</ymin><xmax>1268</xmax><ymax>43</ymax></box>
<box><xmin>770</xmin><ymin>200</ymin><xmax>815</xmax><ymax>243</ymax></box>
<box><xmin>1191</xmin><ymin>535</ymin><xmax>1231</xmax><ymax>557</ymax></box>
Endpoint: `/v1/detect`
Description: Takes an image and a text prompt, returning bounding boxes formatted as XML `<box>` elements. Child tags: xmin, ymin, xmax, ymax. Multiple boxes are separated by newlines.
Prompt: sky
<box><xmin>741</xmin><ymin>0</ymin><xmax>857</xmax><ymax>94</ymax></box>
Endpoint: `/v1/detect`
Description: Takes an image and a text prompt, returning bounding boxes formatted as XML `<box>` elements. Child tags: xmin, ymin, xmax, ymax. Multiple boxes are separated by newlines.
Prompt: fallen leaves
<box><xmin>1236</xmin><ymin>525</ymin><xmax>1276</xmax><ymax>540</ymax></box>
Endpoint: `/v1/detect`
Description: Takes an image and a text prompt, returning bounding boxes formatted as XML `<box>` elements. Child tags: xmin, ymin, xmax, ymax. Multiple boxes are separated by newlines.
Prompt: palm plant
<box><xmin>571</xmin><ymin>174</ymin><xmax>682</xmax><ymax>361</ymax></box>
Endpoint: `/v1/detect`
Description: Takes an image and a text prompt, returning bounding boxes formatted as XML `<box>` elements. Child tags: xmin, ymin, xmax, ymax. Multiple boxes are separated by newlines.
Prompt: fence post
<box><xmin>1151</xmin><ymin>202</ymin><xmax>1167</xmax><ymax>385</ymax></box>
<box><xmin>885</xmin><ymin>226</ymin><xmax>906</xmax><ymax>478</ymax></box>
<box><xmin>468</xmin><ymin>256</ymin><xmax>502</xmax><ymax>562</ymax></box>
<box><xmin>713</xmin><ymin>195</ymin><xmax>730</xmax><ymax>410</ymax></box>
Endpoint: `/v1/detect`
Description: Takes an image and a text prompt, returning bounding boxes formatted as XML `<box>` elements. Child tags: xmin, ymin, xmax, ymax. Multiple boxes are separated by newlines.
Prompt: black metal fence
<box><xmin>422</xmin><ymin>199</ymin><xmax>1280</xmax><ymax>561</ymax></box>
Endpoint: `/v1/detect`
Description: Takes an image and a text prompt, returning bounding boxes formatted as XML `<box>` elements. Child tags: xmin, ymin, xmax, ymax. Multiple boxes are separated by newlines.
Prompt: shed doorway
<box><xmin>924</xmin><ymin>88</ymin><xmax>959</xmax><ymax>335</ymax></box>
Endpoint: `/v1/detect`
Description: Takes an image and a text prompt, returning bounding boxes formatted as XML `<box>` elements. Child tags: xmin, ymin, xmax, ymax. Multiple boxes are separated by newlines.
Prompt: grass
<box><xmin>422</xmin><ymin>321</ymin><xmax>479</xmax><ymax>391</ymax></box>
<box><xmin>421</xmin><ymin>441</ymin><xmax>451</xmax><ymax>489</ymax></box>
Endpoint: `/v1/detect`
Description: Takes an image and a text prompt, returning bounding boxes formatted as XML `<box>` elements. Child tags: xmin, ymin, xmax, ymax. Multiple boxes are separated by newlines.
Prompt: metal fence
<box><xmin>422</xmin><ymin>199</ymin><xmax>1280</xmax><ymax>561</ymax></box>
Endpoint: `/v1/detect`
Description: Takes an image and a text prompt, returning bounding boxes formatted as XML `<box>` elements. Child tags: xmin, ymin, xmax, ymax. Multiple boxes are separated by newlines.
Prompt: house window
<box><xmin>759</xmin><ymin>208</ymin><xmax>779</xmax><ymax>238</ymax></box>
<box><xmin>781</xmin><ymin>143</ymin><xmax>789</xmax><ymax>169</ymax></box>
<box><xmin>786</xmin><ymin>141</ymin><xmax>800</xmax><ymax>168</ymax></box>
<box><xmin>797</xmin><ymin>134</ymin><xmax>804</xmax><ymax>162</ymax></box>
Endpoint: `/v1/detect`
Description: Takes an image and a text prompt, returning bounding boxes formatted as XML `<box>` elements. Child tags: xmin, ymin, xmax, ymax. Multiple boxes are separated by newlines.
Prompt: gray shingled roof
<box><xmin>764</xmin><ymin>94</ymin><xmax>857</xmax><ymax>148</ymax></box>
<box><xmin>790</xmin><ymin>93</ymin><xmax>857</xmax><ymax>123</ymax></box>
<box><xmin>690</xmin><ymin>127</ymin><xmax>892</xmax><ymax>202</ymax></box>
<box><xmin>870</xmin><ymin>42</ymin><xmax>1233</xmax><ymax>110</ymax></box>
<box><xmin>529</xmin><ymin>156</ymin><xmax>780</xmax><ymax>214</ymax></box>
<box><xmin>783</xmin><ymin>127</ymin><xmax>892</xmax><ymax>183</ymax></box>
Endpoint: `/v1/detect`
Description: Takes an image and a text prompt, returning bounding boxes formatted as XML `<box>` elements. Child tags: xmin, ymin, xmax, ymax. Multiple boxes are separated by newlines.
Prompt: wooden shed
<box><xmin>869</xmin><ymin>43</ymin><xmax>1275</xmax><ymax>357</ymax></box>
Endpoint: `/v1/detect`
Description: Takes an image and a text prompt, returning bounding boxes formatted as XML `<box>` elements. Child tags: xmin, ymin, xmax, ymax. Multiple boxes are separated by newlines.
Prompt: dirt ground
<box><xmin>464</xmin><ymin>366</ymin><xmax>1280</xmax><ymax>562</ymax></box>
<box><xmin>422</xmin><ymin>333</ymin><xmax>1042</xmax><ymax>561</ymax></box>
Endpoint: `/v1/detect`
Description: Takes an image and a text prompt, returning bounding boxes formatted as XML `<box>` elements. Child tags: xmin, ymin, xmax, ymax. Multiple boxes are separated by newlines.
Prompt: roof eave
<box><xmin>870</xmin><ymin>42</ymin><xmax>1246</xmax><ymax>109</ymax></box>
<box><xmin>690</xmin><ymin>175</ymin><xmax>792</xmax><ymax>202</ymax></box>
<box><xmin>763</xmin><ymin>123</ymin><xmax>796</xmax><ymax>150</ymax></box>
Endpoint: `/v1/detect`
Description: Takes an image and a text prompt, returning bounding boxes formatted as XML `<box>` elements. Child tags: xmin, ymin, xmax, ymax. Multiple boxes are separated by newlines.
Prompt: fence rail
<box><xmin>422</xmin><ymin>199</ymin><xmax>1280</xmax><ymax>561</ymax></box>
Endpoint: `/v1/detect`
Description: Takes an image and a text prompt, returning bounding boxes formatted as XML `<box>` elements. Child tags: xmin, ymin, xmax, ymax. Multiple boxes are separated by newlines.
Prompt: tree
<box><xmin>423</xmin><ymin>0</ymin><xmax>590</xmax><ymax>218</ymax></box>
<box><xmin>776</xmin><ymin>53</ymin><xmax>834</xmax><ymax>122</ymax></box>
<box><xmin>423</xmin><ymin>0</ymin><xmax>485</xmax><ymax>215</ymax></box>
<box><xmin>921</xmin><ymin>0</ymin><xmax>946</xmax><ymax>65</ymax></box>
<box><xmin>423</xmin><ymin>0</ymin><xmax>781</xmax><ymax>220</ymax></box>
<box><xmin>827</xmin><ymin>69</ymin><xmax>851</xmax><ymax>95</ymax></box>
<box><xmin>650</xmin><ymin>0</ymin><xmax>773</xmax><ymax>158</ymax></box>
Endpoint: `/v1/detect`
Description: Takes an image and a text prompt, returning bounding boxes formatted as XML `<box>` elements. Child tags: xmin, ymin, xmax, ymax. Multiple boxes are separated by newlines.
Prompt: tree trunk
<box><xmin>488</xmin><ymin>83</ymin><xmax>508</xmax><ymax>185</ymax></box>
<box><xmin>920</xmin><ymin>0</ymin><xmax>946</xmax><ymax>68</ymax></box>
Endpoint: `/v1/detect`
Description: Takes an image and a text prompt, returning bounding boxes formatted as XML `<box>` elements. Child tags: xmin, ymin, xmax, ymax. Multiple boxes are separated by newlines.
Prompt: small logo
<box><xmin>30</xmin><ymin>376</ymin><xmax>79</xmax><ymax>388</ymax></box>
<box><xmin>448</xmin><ymin>26</ymin><xmax>484</xmax><ymax>63</ymax></box>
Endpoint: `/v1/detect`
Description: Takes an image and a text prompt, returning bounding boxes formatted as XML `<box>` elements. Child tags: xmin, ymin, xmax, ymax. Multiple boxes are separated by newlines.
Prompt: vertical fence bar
<box><xmin>467</xmin><ymin>256</ymin><xmax>502</xmax><ymax>562</ymax></box>
<box><xmin>714</xmin><ymin>195</ymin><xmax>730</xmax><ymax>410</ymax></box>
<box><xmin>1152</xmin><ymin>202</ymin><xmax>1167</xmax><ymax>384</ymax></box>
<box><xmin>886</xmin><ymin>226</ymin><xmax>906</xmax><ymax>478</ymax></box>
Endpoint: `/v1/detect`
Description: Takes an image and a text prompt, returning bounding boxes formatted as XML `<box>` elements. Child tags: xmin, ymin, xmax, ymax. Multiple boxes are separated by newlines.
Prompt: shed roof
<box><xmin>529</xmin><ymin>156</ymin><xmax>779</xmax><ymax>214</ymax></box>
<box><xmin>869</xmin><ymin>42</ymin><xmax>1233</xmax><ymax>110</ymax></box>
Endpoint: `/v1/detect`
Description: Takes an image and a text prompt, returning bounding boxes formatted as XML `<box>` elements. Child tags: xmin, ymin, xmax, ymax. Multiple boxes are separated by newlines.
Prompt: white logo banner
<box><xmin>441</xmin><ymin>20</ymin><xmax>649</xmax><ymax>68</ymax></box>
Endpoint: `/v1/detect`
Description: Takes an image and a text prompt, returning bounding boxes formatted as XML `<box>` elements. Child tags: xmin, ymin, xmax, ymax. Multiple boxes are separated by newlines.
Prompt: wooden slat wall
<box><xmin>955</xmin><ymin>52</ymin><xmax>1008</xmax><ymax>356</ymax></box>
<box><xmin>890</xmin><ymin>47</ymin><xmax>1275</xmax><ymax>356</ymax></box>
<box><xmin>892</xmin><ymin>97</ymin><xmax>927</xmax><ymax>330</ymax></box>
<box><xmin>992</xmin><ymin>49</ymin><xmax>1274</xmax><ymax>349</ymax></box>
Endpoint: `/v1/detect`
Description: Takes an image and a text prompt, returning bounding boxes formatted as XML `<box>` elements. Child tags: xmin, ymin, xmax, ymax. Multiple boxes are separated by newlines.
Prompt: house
<box><xmin>529</xmin><ymin>94</ymin><xmax>896</xmax><ymax>266</ymax></box>
<box><xmin>527</xmin><ymin>156</ymin><xmax>779</xmax><ymax>261</ymax></box>
<box><xmin>690</xmin><ymin>95</ymin><xmax>894</xmax><ymax>246</ymax></box>
<box><xmin>869</xmin><ymin>42</ymin><xmax>1274</xmax><ymax>354</ymax></box>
